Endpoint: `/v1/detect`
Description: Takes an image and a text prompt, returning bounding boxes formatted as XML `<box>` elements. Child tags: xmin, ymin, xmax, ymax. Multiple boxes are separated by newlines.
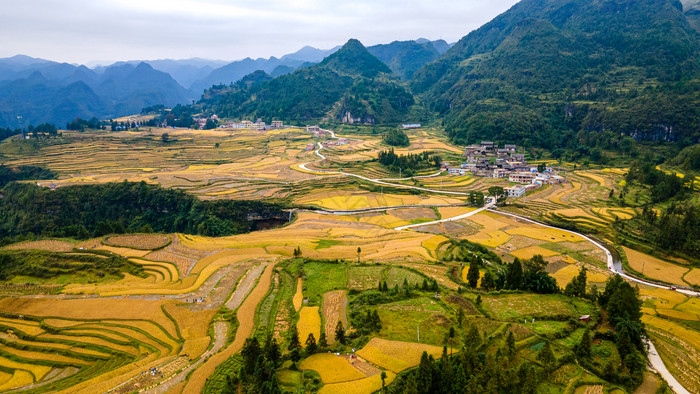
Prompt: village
<box><xmin>444</xmin><ymin>141</ymin><xmax>566</xmax><ymax>198</ymax></box>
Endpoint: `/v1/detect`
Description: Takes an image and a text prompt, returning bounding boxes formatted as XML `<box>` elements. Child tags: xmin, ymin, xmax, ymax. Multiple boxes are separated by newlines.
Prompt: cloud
<box><xmin>0</xmin><ymin>0</ymin><xmax>519</xmax><ymax>64</ymax></box>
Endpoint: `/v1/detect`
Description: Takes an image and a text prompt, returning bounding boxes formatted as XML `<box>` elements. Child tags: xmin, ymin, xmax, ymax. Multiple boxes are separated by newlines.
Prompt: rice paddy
<box><xmin>356</xmin><ymin>338</ymin><xmax>445</xmax><ymax>373</ymax></box>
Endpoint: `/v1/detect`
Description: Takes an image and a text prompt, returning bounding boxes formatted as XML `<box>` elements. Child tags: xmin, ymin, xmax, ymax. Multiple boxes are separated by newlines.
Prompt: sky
<box><xmin>0</xmin><ymin>0</ymin><xmax>519</xmax><ymax>65</ymax></box>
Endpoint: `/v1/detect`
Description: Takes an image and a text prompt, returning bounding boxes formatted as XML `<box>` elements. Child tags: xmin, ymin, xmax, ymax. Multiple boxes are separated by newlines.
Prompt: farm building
<box><xmin>504</xmin><ymin>186</ymin><xmax>526</xmax><ymax>198</ymax></box>
<box><xmin>509</xmin><ymin>172</ymin><xmax>537</xmax><ymax>183</ymax></box>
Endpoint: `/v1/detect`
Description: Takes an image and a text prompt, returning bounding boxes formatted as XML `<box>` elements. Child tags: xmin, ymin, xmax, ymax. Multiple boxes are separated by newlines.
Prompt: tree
<box><xmin>335</xmin><ymin>320</ymin><xmax>346</xmax><ymax>344</ymax></box>
<box><xmin>488</xmin><ymin>186</ymin><xmax>504</xmax><ymax>200</ymax></box>
<box><xmin>457</xmin><ymin>307</ymin><xmax>464</xmax><ymax>327</ymax></box>
<box><xmin>506</xmin><ymin>259</ymin><xmax>523</xmax><ymax>290</ymax></box>
<box><xmin>537</xmin><ymin>163</ymin><xmax>546</xmax><ymax>173</ymax></box>
<box><xmin>481</xmin><ymin>270</ymin><xmax>495</xmax><ymax>291</ymax></box>
<box><xmin>467</xmin><ymin>255</ymin><xmax>480</xmax><ymax>288</ymax></box>
<box><xmin>305</xmin><ymin>333</ymin><xmax>317</xmax><ymax>355</ymax></box>
<box><xmin>380</xmin><ymin>371</ymin><xmax>387</xmax><ymax>392</ymax></box>
<box><xmin>506</xmin><ymin>331</ymin><xmax>516</xmax><ymax>357</ymax></box>
<box><xmin>293</xmin><ymin>246</ymin><xmax>302</xmax><ymax>258</ymax></box>
<box><xmin>564</xmin><ymin>266</ymin><xmax>587</xmax><ymax>297</ymax></box>
<box><xmin>537</xmin><ymin>341</ymin><xmax>556</xmax><ymax>372</ymax></box>
<box><xmin>161</xmin><ymin>133</ymin><xmax>170</xmax><ymax>143</ymax></box>
<box><xmin>468</xmin><ymin>190</ymin><xmax>485</xmax><ymax>207</ymax></box>
<box><xmin>264</xmin><ymin>336</ymin><xmax>281</xmax><ymax>366</ymax></box>
<box><xmin>241</xmin><ymin>338</ymin><xmax>261</xmax><ymax>376</ymax></box>
<box><xmin>288</xmin><ymin>328</ymin><xmax>300</xmax><ymax>351</ymax></box>
<box><xmin>357</xmin><ymin>247</ymin><xmax>361</xmax><ymax>264</ymax></box>
<box><xmin>318</xmin><ymin>332</ymin><xmax>328</xmax><ymax>348</ymax></box>
<box><xmin>576</xmin><ymin>329</ymin><xmax>592</xmax><ymax>359</ymax></box>
<box><xmin>204</xmin><ymin>118</ymin><xmax>217</xmax><ymax>129</ymax></box>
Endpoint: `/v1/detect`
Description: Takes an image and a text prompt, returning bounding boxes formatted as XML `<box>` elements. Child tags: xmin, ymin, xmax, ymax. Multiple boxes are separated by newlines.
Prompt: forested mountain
<box><xmin>210</xmin><ymin>39</ymin><xmax>415</xmax><ymax>124</ymax></box>
<box><xmin>367</xmin><ymin>40</ymin><xmax>442</xmax><ymax>80</ymax></box>
<box><xmin>411</xmin><ymin>0</ymin><xmax>700</xmax><ymax>148</ymax></box>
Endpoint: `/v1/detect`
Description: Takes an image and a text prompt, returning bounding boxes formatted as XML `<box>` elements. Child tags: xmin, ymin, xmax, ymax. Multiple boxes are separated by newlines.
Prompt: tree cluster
<box><xmin>228</xmin><ymin>336</ymin><xmax>282</xmax><ymax>394</ymax></box>
<box><xmin>480</xmin><ymin>255</ymin><xmax>559</xmax><ymax>294</ymax></box>
<box><xmin>383</xmin><ymin>128</ymin><xmax>410</xmax><ymax>147</ymax></box>
<box><xmin>377</xmin><ymin>148</ymin><xmax>441</xmax><ymax>176</ymax></box>
<box><xmin>0</xmin><ymin>182</ymin><xmax>285</xmax><ymax>239</ymax></box>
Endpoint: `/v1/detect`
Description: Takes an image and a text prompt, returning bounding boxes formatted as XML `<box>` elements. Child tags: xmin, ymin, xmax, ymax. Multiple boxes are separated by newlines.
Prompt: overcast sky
<box><xmin>0</xmin><ymin>0</ymin><xmax>519</xmax><ymax>65</ymax></box>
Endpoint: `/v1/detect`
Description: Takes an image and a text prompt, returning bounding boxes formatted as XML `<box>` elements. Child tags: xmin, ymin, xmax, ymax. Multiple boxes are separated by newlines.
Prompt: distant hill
<box><xmin>411</xmin><ymin>0</ymin><xmax>700</xmax><ymax>146</ymax></box>
<box><xmin>210</xmin><ymin>39</ymin><xmax>415</xmax><ymax>125</ymax></box>
<box><xmin>368</xmin><ymin>40</ymin><xmax>441</xmax><ymax>80</ymax></box>
<box><xmin>0</xmin><ymin>59</ymin><xmax>189</xmax><ymax>128</ymax></box>
<box><xmin>188</xmin><ymin>46</ymin><xmax>339</xmax><ymax>94</ymax></box>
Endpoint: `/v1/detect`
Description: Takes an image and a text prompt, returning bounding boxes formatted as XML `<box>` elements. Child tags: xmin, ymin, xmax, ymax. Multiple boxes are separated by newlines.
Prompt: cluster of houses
<box><xmin>221</xmin><ymin>119</ymin><xmax>284</xmax><ymax>131</ymax></box>
<box><xmin>193</xmin><ymin>114</ymin><xmax>220</xmax><ymax>129</ymax></box>
<box><xmin>442</xmin><ymin>141</ymin><xmax>566</xmax><ymax>198</ymax></box>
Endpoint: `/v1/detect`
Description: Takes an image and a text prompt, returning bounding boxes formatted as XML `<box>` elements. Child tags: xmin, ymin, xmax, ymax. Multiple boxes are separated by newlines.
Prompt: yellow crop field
<box><xmin>623</xmin><ymin>247</ymin><xmax>689</xmax><ymax>286</ymax></box>
<box><xmin>510</xmin><ymin>246</ymin><xmax>559</xmax><ymax>260</ymax></box>
<box><xmin>104</xmin><ymin>234</ymin><xmax>169</xmax><ymax>250</ymax></box>
<box><xmin>293</xmin><ymin>278</ymin><xmax>303</xmax><ymax>312</ymax></box>
<box><xmin>684</xmin><ymin>269</ymin><xmax>700</xmax><ymax>286</ymax></box>
<box><xmin>640</xmin><ymin>288</ymin><xmax>688</xmax><ymax>309</ymax></box>
<box><xmin>0</xmin><ymin>370</ymin><xmax>35</xmax><ymax>391</ymax></box>
<box><xmin>577</xmin><ymin>171</ymin><xmax>608</xmax><ymax>187</ymax></box>
<box><xmin>0</xmin><ymin>355</ymin><xmax>52</xmax><ymax>382</ymax></box>
<box><xmin>643</xmin><ymin>315</ymin><xmax>700</xmax><ymax>350</ymax></box>
<box><xmin>319</xmin><ymin>371</ymin><xmax>396</xmax><ymax>394</ymax></box>
<box><xmin>551</xmin><ymin>265</ymin><xmax>609</xmax><ymax>287</ymax></box>
<box><xmin>656</xmin><ymin>309</ymin><xmax>698</xmax><ymax>321</ymax></box>
<box><xmin>467</xmin><ymin>230</ymin><xmax>511</xmax><ymax>247</ymax></box>
<box><xmin>96</xmin><ymin>245</ymin><xmax>151</xmax><ymax>257</ymax></box>
<box><xmin>4</xmin><ymin>240</ymin><xmax>75</xmax><ymax>252</ymax></box>
<box><xmin>297</xmin><ymin>306</ymin><xmax>321</xmax><ymax>346</ymax></box>
<box><xmin>421</xmin><ymin>235</ymin><xmax>449</xmax><ymax>251</ymax></box>
<box><xmin>677</xmin><ymin>298</ymin><xmax>700</xmax><ymax>316</ymax></box>
<box><xmin>0</xmin><ymin>343</ymin><xmax>91</xmax><ymax>365</ymax></box>
<box><xmin>548</xmin><ymin>182</ymin><xmax>582</xmax><ymax>205</ymax></box>
<box><xmin>505</xmin><ymin>226</ymin><xmax>583</xmax><ymax>243</ymax></box>
<box><xmin>356</xmin><ymin>338</ymin><xmax>446</xmax><ymax>373</ymax></box>
<box><xmin>299</xmin><ymin>353</ymin><xmax>366</xmax><ymax>383</ymax></box>
<box><xmin>38</xmin><ymin>333</ymin><xmax>138</xmax><ymax>355</ymax></box>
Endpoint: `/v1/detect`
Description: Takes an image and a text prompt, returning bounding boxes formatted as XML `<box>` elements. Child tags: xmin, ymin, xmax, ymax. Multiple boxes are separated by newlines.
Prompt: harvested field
<box><xmin>103</xmin><ymin>234</ymin><xmax>169</xmax><ymax>250</ymax></box>
<box><xmin>385</xmin><ymin>267</ymin><xmax>424</xmax><ymax>288</ymax></box>
<box><xmin>356</xmin><ymin>338</ymin><xmax>445</xmax><ymax>373</ymax></box>
<box><xmin>482</xmin><ymin>293</ymin><xmax>591</xmax><ymax>321</ymax></box>
<box><xmin>323</xmin><ymin>290</ymin><xmax>348</xmax><ymax>343</ymax></box>
<box><xmin>398</xmin><ymin>263</ymin><xmax>457</xmax><ymax>290</ymax></box>
<box><xmin>4</xmin><ymin>240</ymin><xmax>74</xmax><ymax>252</ymax></box>
<box><xmin>297</xmin><ymin>306</ymin><xmax>321</xmax><ymax>346</ymax></box>
<box><xmin>551</xmin><ymin>265</ymin><xmax>609</xmax><ymax>287</ymax></box>
<box><xmin>347</xmin><ymin>266</ymin><xmax>386</xmax><ymax>290</ymax></box>
<box><xmin>299</xmin><ymin>353</ymin><xmax>365</xmax><ymax>384</ymax></box>
<box><xmin>293</xmin><ymin>278</ymin><xmax>303</xmax><ymax>312</ymax></box>
<box><xmin>623</xmin><ymin>247</ymin><xmax>689</xmax><ymax>286</ymax></box>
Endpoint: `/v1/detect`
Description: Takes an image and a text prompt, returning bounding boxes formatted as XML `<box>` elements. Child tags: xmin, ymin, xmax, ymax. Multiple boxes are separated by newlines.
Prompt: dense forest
<box><xmin>0</xmin><ymin>182</ymin><xmax>286</xmax><ymax>239</ymax></box>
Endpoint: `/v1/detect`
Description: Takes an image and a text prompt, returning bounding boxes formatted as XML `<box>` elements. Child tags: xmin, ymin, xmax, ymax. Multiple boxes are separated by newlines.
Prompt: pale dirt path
<box><xmin>393</xmin><ymin>199</ymin><xmax>495</xmax><ymax>230</ymax></box>
<box><xmin>646</xmin><ymin>340</ymin><xmax>690</xmax><ymax>394</ymax></box>
<box><xmin>181</xmin><ymin>263</ymin><xmax>276</xmax><ymax>394</ymax></box>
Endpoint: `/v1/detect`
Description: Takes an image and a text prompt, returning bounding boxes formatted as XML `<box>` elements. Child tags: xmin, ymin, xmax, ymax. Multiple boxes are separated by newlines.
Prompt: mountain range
<box><xmin>199</xmin><ymin>0</ymin><xmax>700</xmax><ymax>149</ymax></box>
<box><xmin>0</xmin><ymin>39</ymin><xmax>452</xmax><ymax>129</ymax></box>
